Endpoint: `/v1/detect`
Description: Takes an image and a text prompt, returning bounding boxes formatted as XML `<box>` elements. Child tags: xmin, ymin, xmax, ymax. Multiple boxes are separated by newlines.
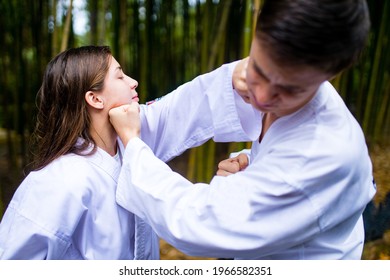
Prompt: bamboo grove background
<box><xmin>0</xmin><ymin>0</ymin><xmax>389</xmax><ymax>259</ymax></box>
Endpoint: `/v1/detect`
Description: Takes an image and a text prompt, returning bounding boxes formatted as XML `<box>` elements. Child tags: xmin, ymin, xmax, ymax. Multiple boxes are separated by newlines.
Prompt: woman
<box><xmin>0</xmin><ymin>46</ymin><xmax>260</xmax><ymax>259</ymax></box>
<box><xmin>0</xmin><ymin>46</ymin><xmax>155</xmax><ymax>260</ymax></box>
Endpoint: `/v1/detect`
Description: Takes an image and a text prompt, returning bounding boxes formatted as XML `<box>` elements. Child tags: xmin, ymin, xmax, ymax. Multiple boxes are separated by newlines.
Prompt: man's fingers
<box><xmin>237</xmin><ymin>153</ymin><xmax>249</xmax><ymax>170</ymax></box>
<box><xmin>218</xmin><ymin>159</ymin><xmax>241</xmax><ymax>174</ymax></box>
<box><xmin>216</xmin><ymin>169</ymin><xmax>233</xmax><ymax>177</ymax></box>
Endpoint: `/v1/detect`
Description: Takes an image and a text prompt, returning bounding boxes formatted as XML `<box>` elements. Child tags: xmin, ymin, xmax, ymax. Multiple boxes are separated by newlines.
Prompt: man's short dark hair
<box><xmin>256</xmin><ymin>0</ymin><xmax>370</xmax><ymax>74</ymax></box>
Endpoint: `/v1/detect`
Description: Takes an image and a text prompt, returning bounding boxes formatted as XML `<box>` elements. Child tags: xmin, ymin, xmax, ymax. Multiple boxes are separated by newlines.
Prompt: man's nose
<box><xmin>254</xmin><ymin>84</ymin><xmax>276</xmax><ymax>104</ymax></box>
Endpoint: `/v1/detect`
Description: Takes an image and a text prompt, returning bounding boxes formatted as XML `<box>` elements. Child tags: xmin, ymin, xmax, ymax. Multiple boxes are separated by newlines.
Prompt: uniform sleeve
<box><xmin>139</xmin><ymin>61</ymin><xmax>261</xmax><ymax>162</ymax></box>
<box><xmin>116</xmin><ymin>137</ymin><xmax>320</xmax><ymax>259</ymax></box>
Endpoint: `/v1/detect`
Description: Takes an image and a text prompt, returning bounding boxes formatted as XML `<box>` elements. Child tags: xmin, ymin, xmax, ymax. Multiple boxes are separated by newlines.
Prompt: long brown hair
<box><xmin>31</xmin><ymin>46</ymin><xmax>112</xmax><ymax>170</ymax></box>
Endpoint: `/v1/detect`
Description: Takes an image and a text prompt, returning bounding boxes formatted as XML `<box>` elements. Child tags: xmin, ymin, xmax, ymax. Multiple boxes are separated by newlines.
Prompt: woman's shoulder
<box><xmin>24</xmin><ymin>153</ymin><xmax>97</xmax><ymax>196</ymax></box>
<box><xmin>36</xmin><ymin>153</ymin><xmax>92</xmax><ymax>176</ymax></box>
<box><xmin>10</xmin><ymin>154</ymin><xmax>98</xmax><ymax>217</ymax></box>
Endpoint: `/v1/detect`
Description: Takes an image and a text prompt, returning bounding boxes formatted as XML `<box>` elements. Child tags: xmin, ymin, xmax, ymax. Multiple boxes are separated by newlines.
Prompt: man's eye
<box><xmin>278</xmin><ymin>87</ymin><xmax>302</xmax><ymax>95</ymax></box>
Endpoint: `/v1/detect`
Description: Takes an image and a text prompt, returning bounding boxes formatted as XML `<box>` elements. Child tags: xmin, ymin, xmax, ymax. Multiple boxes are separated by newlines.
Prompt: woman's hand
<box><xmin>216</xmin><ymin>153</ymin><xmax>249</xmax><ymax>176</ymax></box>
<box><xmin>109</xmin><ymin>102</ymin><xmax>140</xmax><ymax>147</ymax></box>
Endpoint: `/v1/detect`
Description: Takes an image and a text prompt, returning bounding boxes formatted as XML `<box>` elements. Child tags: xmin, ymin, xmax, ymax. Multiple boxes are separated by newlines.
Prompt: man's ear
<box><xmin>85</xmin><ymin>91</ymin><xmax>104</xmax><ymax>109</ymax></box>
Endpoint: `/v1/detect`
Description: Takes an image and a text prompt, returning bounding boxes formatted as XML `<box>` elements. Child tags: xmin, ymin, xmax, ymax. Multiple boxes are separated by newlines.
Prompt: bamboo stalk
<box><xmin>242</xmin><ymin>0</ymin><xmax>253</xmax><ymax>58</ymax></box>
<box><xmin>362</xmin><ymin>0</ymin><xmax>387</xmax><ymax>135</ymax></box>
<box><xmin>60</xmin><ymin>0</ymin><xmax>73</xmax><ymax>52</ymax></box>
<box><xmin>187</xmin><ymin>147</ymin><xmax>197</xmax><ymax>182</ymax></box>
<box><xmin>51</xmin><ymin>0</ymin><xmax>58</xmax><ymax>54</ymax></box>
<box><xmin>207</xmin><ymin>0</ymin><xmax>232</xmax><ymax>71</ymax></box>
<box><xmin>373</xmin><ymin>1</ymin><xmax>390</xmax><ymax>143</ymax></box>
<box><xmin>374</xmin><ymin>82</ymin><xmax>390</xmax><ymax>143</ymax></box>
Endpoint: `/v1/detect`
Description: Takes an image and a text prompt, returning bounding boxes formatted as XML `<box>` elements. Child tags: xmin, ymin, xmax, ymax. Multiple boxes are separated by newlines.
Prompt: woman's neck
<box><xmin>89</xmin><ymin>117</ymin><xmax>118</xmax><ymax>156</ymax></box>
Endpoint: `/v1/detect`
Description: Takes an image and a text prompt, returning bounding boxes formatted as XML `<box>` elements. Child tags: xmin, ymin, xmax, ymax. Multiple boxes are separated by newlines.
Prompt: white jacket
<box><xmin>116</xmin><ymin>81</ymin><xmax>376</xmax><ymax>259</ymax></box>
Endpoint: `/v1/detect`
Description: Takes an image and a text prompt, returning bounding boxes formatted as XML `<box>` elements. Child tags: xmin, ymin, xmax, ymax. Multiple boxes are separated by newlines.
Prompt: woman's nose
<box><xmin>128</xmin><ymin>77</ymin><xmax>138</xmax><ymax>89</ymax></box>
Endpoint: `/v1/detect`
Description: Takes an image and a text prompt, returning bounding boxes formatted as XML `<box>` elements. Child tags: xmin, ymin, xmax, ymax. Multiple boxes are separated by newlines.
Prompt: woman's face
<box><xmin>100</xmin><ymin>56</ymin><xmax>139</xmax><ymax>110</ymax></box>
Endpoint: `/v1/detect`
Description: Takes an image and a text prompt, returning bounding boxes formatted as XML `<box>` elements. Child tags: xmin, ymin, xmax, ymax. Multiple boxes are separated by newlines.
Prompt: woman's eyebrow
<box><xmin>113</xmin><ymin>66</ymin><xmax>124</xmax><ymax>76</ymax></box>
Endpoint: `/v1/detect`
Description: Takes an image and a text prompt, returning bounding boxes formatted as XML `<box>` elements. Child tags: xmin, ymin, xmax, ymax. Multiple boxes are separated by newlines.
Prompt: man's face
<box><xmin>243</xmin><ymin>39</ymin><xmax>331</xmax><ymax>118</ymax></box>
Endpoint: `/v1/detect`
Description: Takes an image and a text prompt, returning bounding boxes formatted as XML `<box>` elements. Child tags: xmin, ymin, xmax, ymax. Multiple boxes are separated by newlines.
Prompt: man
<box><xmin>110</xmin><ymin>0</ymin><xmax>376</xmax><ymax>259</ymax></box>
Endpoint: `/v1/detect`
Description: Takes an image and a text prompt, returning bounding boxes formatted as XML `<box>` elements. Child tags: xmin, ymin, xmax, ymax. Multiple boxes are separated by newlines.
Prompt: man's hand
<box><xmin>109</xmin><ymin>103</ymin><xmax>140</xmax><ymax>146</ymax></box>
<box><xmin>216</xmin><ymin>153</ymin><xmax>249</xmax><ymax>176</ymax></box>
<box><xmin>232</xmin><ymin>57</ymin><xmax>249</xmax><ymax>102</ymax></box>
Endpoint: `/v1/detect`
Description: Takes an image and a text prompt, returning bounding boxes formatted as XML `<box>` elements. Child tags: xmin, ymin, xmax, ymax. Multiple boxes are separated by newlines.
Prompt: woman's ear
<box><xmin>85</xmin><ymin>91</ymin><xmax>104</xmax><ymax>109</ymax></box>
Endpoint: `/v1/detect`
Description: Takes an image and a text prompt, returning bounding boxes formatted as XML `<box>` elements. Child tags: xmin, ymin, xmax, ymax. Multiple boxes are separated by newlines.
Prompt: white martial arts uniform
<box><xmin>116</xmin><ymin>81</ymin><xmax>377</xmax><ymax>259</ymax></box>
<box><xmin>0</xmin><ymin>62</ymin><xmax>260</xmax><ymax>259</ymax></box>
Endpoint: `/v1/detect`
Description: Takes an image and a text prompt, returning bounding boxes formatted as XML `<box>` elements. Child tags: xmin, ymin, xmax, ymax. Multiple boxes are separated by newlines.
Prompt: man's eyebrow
<box><xmin>115</xmin><ymin>66</ymin><xmax>122</xmax><ymax>72</ymax></box>
<box><xmin>252</xmin><ymin>60</ymin><xmax>303</xmax><ymax>93</ymax></box>
<box><xmin>252</xmin><ymin>60</ymin><xmax>270</xmax><ymax>82</ymax></box>
<box><xmin>277</xmin><ymin>84</ymin><xmax>303</xmax><ymax>93</ymax></box>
